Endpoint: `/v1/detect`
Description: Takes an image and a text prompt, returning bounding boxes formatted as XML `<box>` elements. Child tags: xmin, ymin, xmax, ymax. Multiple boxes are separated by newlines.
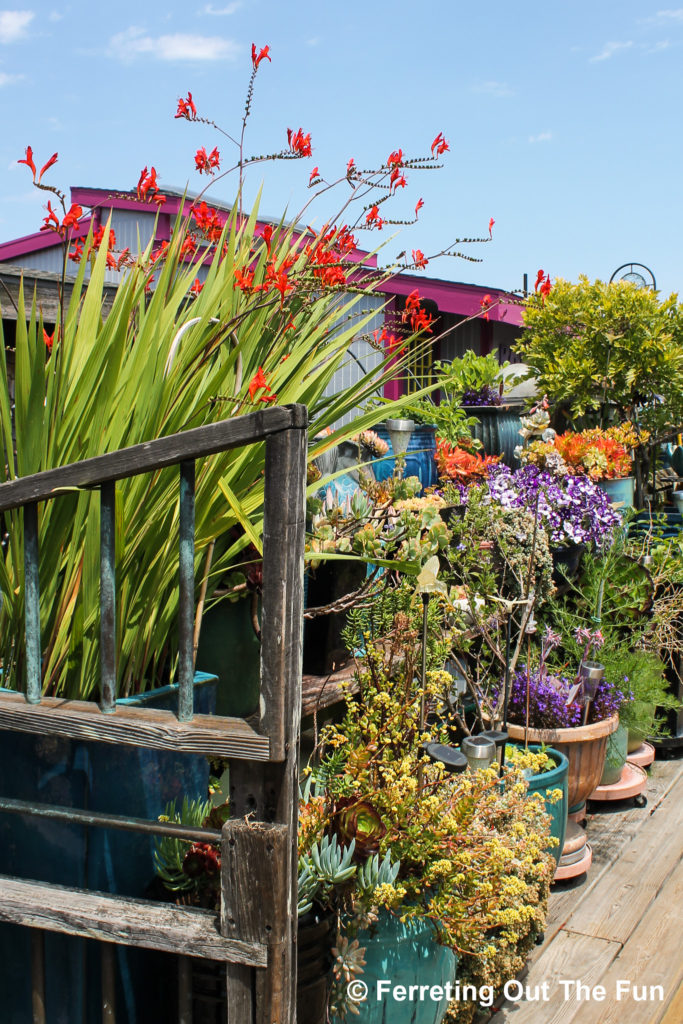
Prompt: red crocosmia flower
<box><xmin>488</xmin><ymin>218</ymin><xmax>495</xmax><ymax>237</ymax></box>
<box><xmin>180</xmin><ymin>235</ymin><xmax>198</xmax><ymax>258</ymax></box>
<box><xmin>431</xmin><ymin>132</ymin><xmax>449</xmax><ymax>157</ymax></box>
<box><xmin>259</xmin><ymin>393</ymin><xmax>277</xmax><ymax>404</ymax></box>
<box><xmin>190</xmin><ymin>278</ymin><xmax>203</xmax><ymax>295</ymax></box>
<box><xmin>251</xmin><ymin>43</ymin><xmax>271</xmax><ymax>69</ymax></box>
<box><xmin>260</xmin><ymin>224</ymin><xmax>274</xmax><ymax>253</ymax></box>
<box><xmin>41</xmin><ymin>200</ymin><xmax>60</xmax><ymax>232</ymax></box>
<box><xmin>534</xmin><ymin>268</ymin><xmax>545</xmax><ymax>292</ymax></box>
<box><xmin>365</xmin><ymin>205</ymin><xmax>383</xmax><ymax>230</ymax></box>
<box><xmin>18</xmin><ymin>146</ymin><xmax>36</xmax><ymax>179</ymax></box>
<box><xmin>540</xmin><ymin>274</ymin><xmax>552</xmax><ymax>299</ymax></box>
<box><xmin>387</xmin><ymin>149</ymin><xmax>403</xmax><ymax>168</ymax></box>
<box><xmin>137</xmin><ymin>166</ymin><xmax>160</xmax><ymax>201</ymax></box>
<box><xmin>308</xmin><ymin>166</ymin><xmax>320</xmax><ymax>185</ymax></box>
<box><xmin>116</xmin><ymin>248</ymin><xmax>131</xmax><ymax>271</ymax></box>
<box><xmin>480</xmin><ymin>294</ymin><xmax>493</xmax><ymax>321</ymax></box>
<box><xmin>346</xmin><ymin>158</ymin><xmax>355</xmax><ymax>175</ymax></box>
<box><xmin>234</xmin><ymin>266</ymin><xmax>255</xmax><ymax>291</ymax></box>
<box><xmin>286</xmin><ymin>127</ymin><xmax>312</xmax><ymax>158</ymax></box>
<box><xmin>175</xmin><ymin>92</ymin><xmax>197</xmax><ymax>120</ymax></box>
<box><xmin>152</xmin><ymin>193</ymin><xmax>167</xmax><ymax>206</ymax></box>
<box><xmin>150</xmin><ymin>240</ymin><xmax>169</xmax><ymax>265</ymax></box>
<box><xmin>415</xmin><ymin>197</ymin><xmax>424</xmax><ymax>217</ymax></box>
<box><xmin>61</xmin><ymin>203</ymin><xmax>83</xmax><ymax>230</ymax></box>
<box><xmin>195</xmin><ymin>146</ymin><xmax>220</xmax><ymax>174</ymax></box>
<box><xmin>43</xmin><ymin>328</ymin><xmax>54</xmax><ymax>352</ymax></box>
<box><xmin>68</xmin><ymin>242</ymin><xmax>83</xmax><ymax>263</ymax></box>
<box><xmin>38</xmin><ymin>152</ymin><xmax>58</xmax><ymax>183</ymax></box>
<box><xmin>248</xmin><ymin>366</ymin><xmax>272</xmax><ymax>401</ymax></box>
<box><xmin>412</xmin><ymin>249</ymin><xmax>428</xmax><ymax>270</ymax></box>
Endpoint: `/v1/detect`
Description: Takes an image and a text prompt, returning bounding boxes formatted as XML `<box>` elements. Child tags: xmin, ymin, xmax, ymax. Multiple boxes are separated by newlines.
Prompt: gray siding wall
<box><xmin>322</xmin><ymin>292</ymin><xmax>387</xmax><ymax>427</ymax></box>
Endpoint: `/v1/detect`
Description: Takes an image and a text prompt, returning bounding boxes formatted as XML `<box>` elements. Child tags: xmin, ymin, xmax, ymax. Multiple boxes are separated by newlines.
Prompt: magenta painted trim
<box><xmin>0</xmin><ymin>216</ymin><xmax>94</xmax><ymax>261</ymax></box>
<box><xmin>380</xmin><ymin>272</ymin><xmax>523</xmax><ymax>325</ymax></box>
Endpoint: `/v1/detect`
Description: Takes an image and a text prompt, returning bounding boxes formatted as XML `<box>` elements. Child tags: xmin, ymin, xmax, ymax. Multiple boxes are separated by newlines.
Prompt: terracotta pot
<box><xmin>506</xmin><ymin>715</ymin><xmax>619</xmax><ymax>811</ymax></box>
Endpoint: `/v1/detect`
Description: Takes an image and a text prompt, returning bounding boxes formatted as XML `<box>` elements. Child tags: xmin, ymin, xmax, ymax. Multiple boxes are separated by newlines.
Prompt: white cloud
<box><xmin>202</xmin><ymin>2</ymin><xmax>241</xmax><ymax>13</ymax></box>
<box><xmin>654</xmin><ymin>9</ymin><xmax>683</xmax><ymax>20</ymax></box>
<box><xmin>0</xmin><ymin>10</ymin><xmax>34</xmax><ymax>43</ymax></box>
<box><xmin>109</xmin><ymin>27</ymin><xmax>240</xmax><ymax>62</ymax></box>
<box><xmin>0</xmin><ymin>70</ymin><xmax>22</xmax><ymax>84</ymax></box>
<box><xmin>646</xmin><ymin>39</ymin><xmax>671</xmax><ymax>52</ymax></box>
<box><xmin>529</xmin><ymin>132</ymin><xmax>553</xmax><ymax>143</ymax></box>
<box><xmin>590</xmin><ymin>40</ymin><xmax>633</xmax><ymax>62</ymax></box>
<box><xmin>470</xmin><ymin>80</ymin><xmax>513</xmax><ymax>98</ymax></box>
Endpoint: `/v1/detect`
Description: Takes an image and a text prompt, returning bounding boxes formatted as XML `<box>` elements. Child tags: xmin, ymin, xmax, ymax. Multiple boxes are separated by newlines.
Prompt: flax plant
<box><xmin>0</xmin><ymin>203</ymin><xmax>432</xmax><ymax>699</ymax></box>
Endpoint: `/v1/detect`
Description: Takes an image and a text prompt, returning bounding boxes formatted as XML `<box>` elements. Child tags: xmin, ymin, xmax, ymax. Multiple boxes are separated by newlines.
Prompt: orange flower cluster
<box><xmin>554</xmin><ymin>429</ymin><xmax>633</xmax><ymax>480</ymax></box>
<box><xmin>435</xmin><ymin>438</ymin><xmax>500</xmax><ymax>483</ymax></box>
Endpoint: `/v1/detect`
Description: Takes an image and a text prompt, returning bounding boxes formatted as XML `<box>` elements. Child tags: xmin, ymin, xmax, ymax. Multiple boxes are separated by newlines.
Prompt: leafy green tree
<box><xmin>519</xmin><ymin>276</ymin><xmax>683</xmax><ymax>435</ymax></box>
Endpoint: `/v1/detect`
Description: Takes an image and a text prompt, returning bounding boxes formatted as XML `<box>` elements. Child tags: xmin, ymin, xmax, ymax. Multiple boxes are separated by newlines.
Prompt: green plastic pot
<box><xmin>196</xmin><ymin>596</ymin><xmax>260</xmax><ymax>717</ymax></box>
<box><xmin>627</xmin><ymin>702</ymin><xmax>656</xmax><ymax>753</ymax></box>
<box><xmin>515</xmin><ymin>745</ymin><xmax>569</xmax><ymax>868</ymax></box>
<box><xmin>600</xmin><ymin>722</ymin><xmax>628</xmax><ymax>786</ymax></box>
<box><xmin>344</xmin><ymin>910</ymin><xmax>458</xmax><ymax>1023</ymax></box>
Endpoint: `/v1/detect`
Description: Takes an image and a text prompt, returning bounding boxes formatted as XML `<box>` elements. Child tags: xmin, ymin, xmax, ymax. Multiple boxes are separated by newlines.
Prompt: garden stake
<box><xmin>418</xmin><ymin>591</ymin><xmax>429</xmax><ymax>795</ymax></box>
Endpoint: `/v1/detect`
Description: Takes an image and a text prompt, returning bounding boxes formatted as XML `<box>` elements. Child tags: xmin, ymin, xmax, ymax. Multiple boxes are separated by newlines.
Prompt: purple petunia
<box><xmin>486</xmin><ymin>464</ymin><xmax>620</xmax><ymax>547</ymax></box>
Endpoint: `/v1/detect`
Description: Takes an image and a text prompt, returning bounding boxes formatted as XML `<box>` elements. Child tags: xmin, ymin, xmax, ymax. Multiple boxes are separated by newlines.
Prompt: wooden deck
<box><xmin>497</xmin><ymin>756</ymin><xmax>683</xmax><ymax>1024</ymax></box>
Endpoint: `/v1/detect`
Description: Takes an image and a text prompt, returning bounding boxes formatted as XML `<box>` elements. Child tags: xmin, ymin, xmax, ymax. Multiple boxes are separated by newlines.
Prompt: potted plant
<box><xmin>519</xmin><ymin>423</ymin><xmax>647</xmax><ymax>511</ymax></box>
<box><xmin>305</xmin><ymin>619</ymin><xmax>555</xmax><ymax>1024</ymax></box>
<box><xmin>519</xmin><ymin>275</ymin><xmax>683</xmax><ymax>504</ymax></box>
<box><xmin>500</xmin><ymin>627</ymin><xmax>622</xmax><ymax>813</ymax></box>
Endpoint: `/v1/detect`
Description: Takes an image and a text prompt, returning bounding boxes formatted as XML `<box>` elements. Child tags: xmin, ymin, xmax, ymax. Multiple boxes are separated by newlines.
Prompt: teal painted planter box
<box><xmin>0</xmin><ymin>672</ymin><xmax>217</xmax><ymax>1024</ymax></box>
<box><xmin>514</xmin><ymin>745</ymin><xmax>569</xmax><ymax>869</ymax></box>
<box><xmin>344</xmin><ymin>911</ymin><xmax>457</xmax><ymax>1023</ymax></box>
<box><xmin>597</xmin><ymin>476</ymin><xmax>635</xmax><ymax>511</ymax></box>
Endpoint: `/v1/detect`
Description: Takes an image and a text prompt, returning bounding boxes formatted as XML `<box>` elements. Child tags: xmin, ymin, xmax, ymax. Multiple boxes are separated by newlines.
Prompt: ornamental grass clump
<box><xmin>300</xmin><ymin>616</ymin><xmax>554</xmax><ymax>1019</ymax></box>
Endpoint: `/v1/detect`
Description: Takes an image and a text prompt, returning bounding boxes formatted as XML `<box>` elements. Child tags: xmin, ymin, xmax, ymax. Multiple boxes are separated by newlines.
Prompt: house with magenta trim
<box><xmin>0</xmin><ymin>185</ymin><xmax>524</xmax><ymax>408</ymax></box>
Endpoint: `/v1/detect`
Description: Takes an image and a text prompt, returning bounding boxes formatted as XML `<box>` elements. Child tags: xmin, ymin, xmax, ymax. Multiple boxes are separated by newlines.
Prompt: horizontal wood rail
<box><xmin>0</xmin><ymin>405</ymin><xmax>306</xmax><ymax>512</ymax></box>
<box><xmin>0</xmin><ymin>690</ymin><xmax>271</xmax><ymax>759</ymax></box>
<box><xmin>0</xmin><ymin>875</ymin><xmax>267</xmax><ymax>967</ymax></box>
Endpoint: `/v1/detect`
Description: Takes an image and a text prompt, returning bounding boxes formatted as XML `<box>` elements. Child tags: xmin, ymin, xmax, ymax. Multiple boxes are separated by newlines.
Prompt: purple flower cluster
<box><xmin>503</xmin><ymin>670</ymin><xmax>624</xmax><ymax>730</ymax></box>
<box><xmin>462</xmin><ymin>386</ymin><xmax>502</xmax><ymax>407</ymax></box>
<box><xmin>505</xmin><ymin>670</ymin><xmax>582</xmax><ymax>730</ymax></box>
<box><xmin>487</xmin><ymin>464</ymin><xmax>620</xmax><ymax>547</ymax></box>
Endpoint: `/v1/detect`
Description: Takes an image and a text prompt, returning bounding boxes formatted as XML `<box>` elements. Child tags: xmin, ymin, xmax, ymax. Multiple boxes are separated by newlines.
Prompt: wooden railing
<box><xmin>0</xmin><ymin>403</ymin><xmax>307</xmax><ymax>1023</ymax></box>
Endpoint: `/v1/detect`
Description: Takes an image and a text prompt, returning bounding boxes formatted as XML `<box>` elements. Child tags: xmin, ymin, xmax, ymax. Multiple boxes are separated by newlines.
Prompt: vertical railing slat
<box><xmin>178</xmin><ymin>460</ymin><xmax>195</xmax><ymax>722</ymax></box>
<box><xmin>24</xmin><ymin>502</ymin><xmax>42</xmax><ymax>704</ymax></box>
<box><xmin>100</xmin><ymin>481</ymin><xmax>117</xmax><ymax>713</ymax></box>
<box><xmin>30</xmin><ymin>930</ymin><xmax>46</xmax><ymax>1024</ymax></box>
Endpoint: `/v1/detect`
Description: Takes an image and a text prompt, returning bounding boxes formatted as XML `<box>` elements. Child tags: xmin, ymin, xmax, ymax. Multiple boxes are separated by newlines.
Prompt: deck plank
<box><xmin>495</xmin><ymin>759</ymin><xmax>683</xmax><ymax>1024</ymax></box>
<box><xmin>564</xmin><ymin>855</ymin><xmax>683</xmax><ymax>1024</ymax></box>
<box><xmin>497</xmin><ymin>932</ymin><xmax>621</xmax><ymax>1024</ymax></box>
<box><xmin>562</xmin><ymin>770</ymin><xmax>683</xmax><ymax>944</ymax></box>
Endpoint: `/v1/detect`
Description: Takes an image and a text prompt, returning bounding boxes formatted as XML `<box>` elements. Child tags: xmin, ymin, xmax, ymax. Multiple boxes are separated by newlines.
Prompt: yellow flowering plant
<box><xmin>299</xmin><ymin>611</ymin><xmax>556</xmax><ymax>1018</ymax></box>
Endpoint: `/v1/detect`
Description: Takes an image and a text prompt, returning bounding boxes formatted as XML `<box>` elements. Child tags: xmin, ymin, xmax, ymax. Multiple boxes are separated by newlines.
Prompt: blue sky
<box><xmin>0</xmin><ymin>1</ymin><xmax>681</xmax><ymax>296</ymax></box>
